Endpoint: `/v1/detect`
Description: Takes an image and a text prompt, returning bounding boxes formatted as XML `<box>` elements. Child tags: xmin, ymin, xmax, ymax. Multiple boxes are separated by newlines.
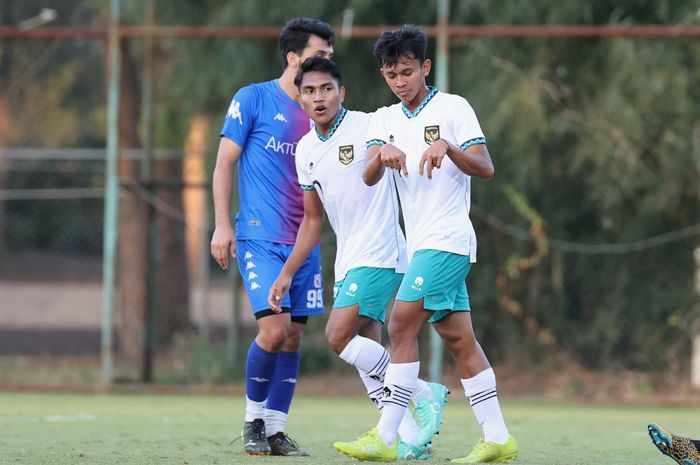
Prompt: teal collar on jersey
<box><xmin>401</xmin><ymin>86</ymin><xmax>438</xmax><ymax>119</ymax></box>
<box><xmin>316</xmin><ymin>107</ymin><xmax>347</xmax><ymax>142</ymax></box>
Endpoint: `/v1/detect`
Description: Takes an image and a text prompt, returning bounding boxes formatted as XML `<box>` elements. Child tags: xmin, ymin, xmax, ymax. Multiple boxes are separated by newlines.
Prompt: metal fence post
<box><xmin>101</xmin><ymin>0</ymin><xmax>121</xmax><ymax>386</ymax></box>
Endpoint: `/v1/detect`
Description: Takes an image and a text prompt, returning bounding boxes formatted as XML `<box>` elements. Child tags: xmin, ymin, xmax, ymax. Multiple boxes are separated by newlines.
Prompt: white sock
<box><xmin>358</xmin><ymin>367</ymin><xmax>385</xmax><ymax>410</ymax></box>
<box><xmin>357</xmin><ymin>366</ymin><xmax>422</xmax><ymax>446</ymax></box>
<box><xmin>358</xmin><ymin>367</ymin><xmax>421</xmax><ymax>445</ymax></box>
<box><xmin>339</xmin><ymin>335</ymin><xmax>390</xmax><ymax>381</ymax></box>
<box><xmin>377</xmin><ymin>362</ymin><xmax>419</xmax><ymax>446</ymax></box>
<box><xmin>412</xmin><ymin>378</ymin><xmax>433</xmax><ymax>402</ymax></box>
<box><xmin>244</xmin><ymin>397</ymin><xmax>265</xmax><ymax>422</ymax></box>
<box><xmin>397</xmin><ymin>409</ymin><xmax>421</xmax><ymax>446</ymax></box>
<box><xmin>340</xmin><ymin>335</ymin><xmax>431</xmax><ymax>407</ymax></box>
<box><xmin>264</xmin><ymin>409</ymin><xmax>287</xmax><ymax>437</ymax></box>
<box><xmin>462</xmin><ymin>368</ymin><xmax>509</xmax><ymax>444</ymax></box>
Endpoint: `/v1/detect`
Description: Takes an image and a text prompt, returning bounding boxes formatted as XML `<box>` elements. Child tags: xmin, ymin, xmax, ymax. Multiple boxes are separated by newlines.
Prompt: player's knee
<box><xmin>387</xmin><ymin>318</ymin><xmax>416</xmax><ymax>347</ymax></box>
<box><xmin>325</xmin><ymin>327</ymin><xmax>352</xmax><ymax>355</ymax></box>
<box><xmin>258</xmin><ymin>326</ymin><xmax>289</xmax><ymax>351</ymax></box>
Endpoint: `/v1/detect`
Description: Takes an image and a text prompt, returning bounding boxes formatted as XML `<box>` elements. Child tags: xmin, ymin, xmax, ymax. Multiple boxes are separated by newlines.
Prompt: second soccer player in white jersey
<box><xmin>267</xmin><ymin>56</ymin><xmax>448</xmax><ymax>459</ymax></box>
<box><xmin>334</xmin><ymin>26</ymin><xmax>519</xmax><ymax>464</ymax></box>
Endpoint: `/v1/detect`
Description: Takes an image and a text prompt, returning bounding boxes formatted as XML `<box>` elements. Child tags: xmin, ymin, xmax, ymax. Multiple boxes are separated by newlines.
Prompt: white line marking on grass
<box><xmin>43</xmin><ymin>413</ymin><xmax>96</xmax><ymax>422</ymax></box>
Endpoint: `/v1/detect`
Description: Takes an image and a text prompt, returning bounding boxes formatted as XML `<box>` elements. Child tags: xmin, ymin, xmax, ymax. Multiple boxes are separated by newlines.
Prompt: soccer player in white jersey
<box><xmin>266</xmin><ymin>56</ymin><xmax>448</xmax><ymax>460</ymax></box>
<box><xmin>333</xmin><ymin>26</ymin><xmax>519</xmax><ymax>463</ymax></box>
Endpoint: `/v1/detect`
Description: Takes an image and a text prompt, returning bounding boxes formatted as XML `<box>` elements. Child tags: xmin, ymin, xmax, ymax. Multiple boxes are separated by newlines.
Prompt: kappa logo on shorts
<box><xmin>245</xmin><ymin>261</ymin><xmax>256</xmax><ymax>270</ymax></box>
<box><xmin>346</xmin><ymin>282</ymin><xmax>358</xmax><ymax>297</ymax></box>
<box><xmin>424</xmin><ymin>125</ymin><xmax>440</xmax><ymax>145</ymax></box>
<box><xmin>247</xmin><ymin>272</ymin><xmax>258</xmax><ymax>280</ymax></box>
<box><xmin>411</xmin><ymin>276</ymin><xmax>424</xmax><ymax>291</ymax></box>
<box><xmin>244</xmin><ymin>251</ymin><xmax>254</xmax><ymax>260</ymax></box>
<box><xmin>339</xmin><ymin>145</ymin><xmax>354</xmax><ymax>165</ymax></box>
<box><xmin>250</xmin><ymin>282</ymin><xmax>261</xmax><ymax>290</ymax></box>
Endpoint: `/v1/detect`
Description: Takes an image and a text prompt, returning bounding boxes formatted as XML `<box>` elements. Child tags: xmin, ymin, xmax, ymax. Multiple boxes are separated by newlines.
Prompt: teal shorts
<box><xmin>333</xmin><ymin>267</ymin><xmax>403</xmax><ymax>323</ymax></box>
<box><xmin>396</xmin><ymin>249</ymin><xmax>472</xmax><ymax>323</ymax></box>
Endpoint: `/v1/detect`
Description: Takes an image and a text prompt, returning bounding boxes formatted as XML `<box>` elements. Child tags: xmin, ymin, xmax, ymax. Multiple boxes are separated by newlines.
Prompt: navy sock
<box><xmin>245</xmin><ymin>341</ymin><xmax>278</xmax><ymax>403</ymax></box>
<box><xmin>265</xmin><ymin>351</ymin><xmax>300</xmax><ymax>414</ymax></box>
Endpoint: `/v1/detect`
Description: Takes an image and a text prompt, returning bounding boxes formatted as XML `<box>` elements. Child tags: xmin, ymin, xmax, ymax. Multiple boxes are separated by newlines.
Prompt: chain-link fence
<box><xmin>0</xmin><ymin>145</ymin><xmax>341</xmax><ymax>383</ymax></box>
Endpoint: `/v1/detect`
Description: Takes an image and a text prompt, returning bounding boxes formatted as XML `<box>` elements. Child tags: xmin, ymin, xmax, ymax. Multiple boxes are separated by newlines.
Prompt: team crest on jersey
<box><xmin>424</xmin><ymin>125</ymin><xmax>440</xmax><ymax>145</ymax></box>
<box><xmin>338</xmin><ymin>145</ymin><xmax>354</xmax><ymax>165</ymax></box>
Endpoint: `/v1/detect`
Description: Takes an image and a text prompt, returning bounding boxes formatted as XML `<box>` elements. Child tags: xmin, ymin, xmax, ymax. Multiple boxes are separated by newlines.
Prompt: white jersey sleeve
<box><xmin>366</xmin><ymin>107</ymin><xmax>390</xmax><ymax>147</ymax></box>
<box><xmin>450</xmin><ymin>96</ymin><xmax>487</xmax><ymax>150</ymax></box>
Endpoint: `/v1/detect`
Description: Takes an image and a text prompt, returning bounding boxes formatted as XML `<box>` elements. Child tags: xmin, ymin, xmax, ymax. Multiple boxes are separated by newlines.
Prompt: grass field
<box><xmin>0</xmin><ymin>392</ymin><xmax>697</xmax><ymax>464</ymax></box>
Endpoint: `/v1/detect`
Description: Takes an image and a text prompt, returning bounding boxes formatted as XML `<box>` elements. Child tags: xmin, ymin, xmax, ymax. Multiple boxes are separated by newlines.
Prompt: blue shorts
<box><xmin>236</xmin><ymin>239</ymin><xmax>324</xmax><ymax>317</ymax></box>
<box><xmin>332</xmin><ymin>267</ymin><xmax>403</xmax><ymax>324</ymax></box>
<box><xmin>396</xmin><ymin>249</ymin><xmax>471</xmax><ymax>323</ymax></box>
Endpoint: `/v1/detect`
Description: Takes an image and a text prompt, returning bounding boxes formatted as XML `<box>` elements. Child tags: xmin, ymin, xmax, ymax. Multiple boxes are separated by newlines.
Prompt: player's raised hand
<box><xmin>380</xmin><ymin>144</ymin><xmax>408</xmax><ymax>177</ymax></box>
<box><xmin>268</xmin><ymin>273</ymin><xmax>292</xmax><ymax>312</ymax></box>
<box><xmin>210</xmin><ymin>224</ymin><xmax>236</xmax><ymax>270</ymax></box>
<box><xmin>419</xmin><ymin>138</ymin><xmax>449</xmax><ymax>180</ymax></box>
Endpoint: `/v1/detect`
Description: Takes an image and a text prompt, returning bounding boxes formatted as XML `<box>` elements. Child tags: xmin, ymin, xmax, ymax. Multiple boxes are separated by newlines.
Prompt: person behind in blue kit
<box><xmin>210</xmin><ymin>17</ymin><xmax>335</xmax><ymax>457</ymax></box>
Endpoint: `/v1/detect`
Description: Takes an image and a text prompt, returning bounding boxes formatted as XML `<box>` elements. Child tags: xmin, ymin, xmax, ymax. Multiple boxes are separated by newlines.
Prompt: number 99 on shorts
<box><xmin>306</xmin><ymin>289</ymin><xmax>323</xmax><ymax>309</ymax></box>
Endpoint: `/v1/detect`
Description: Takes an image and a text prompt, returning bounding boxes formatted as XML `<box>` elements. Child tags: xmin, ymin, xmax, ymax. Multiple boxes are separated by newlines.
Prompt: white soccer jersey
<box><xmin>367</xmin><ymin>88</ymin><xmax>486</xmax><ymax>262</ymax></box>
<box><xmin>296</xmin><ymin>108</ymin><xmax>408</xmax><ymax>281</ymax></box>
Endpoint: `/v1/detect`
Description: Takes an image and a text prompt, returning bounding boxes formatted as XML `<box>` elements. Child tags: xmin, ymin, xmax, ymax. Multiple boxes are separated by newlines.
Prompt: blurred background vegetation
<box><xmin>0</xmin><ymin>0</ymin><xmax>698</xmax><ymax>393</ymax></box>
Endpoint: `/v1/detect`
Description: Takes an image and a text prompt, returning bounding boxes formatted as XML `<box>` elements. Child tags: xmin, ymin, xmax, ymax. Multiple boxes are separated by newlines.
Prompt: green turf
<box><xmin>0</xmin><ymin>392</ymin><xmax>697</xmax><ymax>464</ymax></box>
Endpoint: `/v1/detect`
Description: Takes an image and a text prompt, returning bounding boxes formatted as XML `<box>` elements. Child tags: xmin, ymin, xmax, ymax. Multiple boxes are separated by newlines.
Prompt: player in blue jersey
<box><xmin>210</xmin><ymin>17</ymin><xmax>334</xmax><ymax>457</ymax></box>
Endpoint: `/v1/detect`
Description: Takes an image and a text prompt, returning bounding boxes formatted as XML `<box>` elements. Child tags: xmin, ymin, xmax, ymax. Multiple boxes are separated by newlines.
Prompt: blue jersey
<box><xmin>221</xmin><ymin>79</ymin><xmax>311</xmax><ymax>244</ymax></box>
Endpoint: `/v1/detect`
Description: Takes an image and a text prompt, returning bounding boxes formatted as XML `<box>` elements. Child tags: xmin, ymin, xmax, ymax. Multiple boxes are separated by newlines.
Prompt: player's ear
<box><xmin>422</xmin><ymin>59</ymin><xmax>432</xmax><ymax>77</ymax></box>
<box><xmin>287</xmin><ymin>51</ymin><xmax>300</xmax><ymax>69</ymax></box>
<box><xmin>339</xmin><ymin>85</ymin><xmax>346</xmax><ymax>103</ymax></box>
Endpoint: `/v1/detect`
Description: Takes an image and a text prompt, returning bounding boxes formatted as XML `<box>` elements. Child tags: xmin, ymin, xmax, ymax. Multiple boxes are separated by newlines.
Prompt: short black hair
<box><xmin>294</xmin><ymin>57</ymin><xmax>342</xmax><ymax>89</ymax></box>
<box><xmin>372</xmin><ymin>25</ymin><xmax>427</xmax><ymax>67</ymax></box>
<box><xmin>279</xmin><ymin>17</ymin><xmax>335</xmax><ymax>68</ymax></box>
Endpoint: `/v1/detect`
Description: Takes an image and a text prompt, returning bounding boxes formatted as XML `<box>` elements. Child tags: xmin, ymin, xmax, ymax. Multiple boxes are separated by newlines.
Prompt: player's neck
<box><xmin>315</xmin><ymin>109</ymin><xmax>341</xmax><ymax>136</ymax></box>
<box><xmin>278</xmin><ymin>68</ymin><xmax>300</xmax><ymax>103</ymax></box>
<box><xmin>403</xmin><ymin>85</ymin><xmax>430</xmax><ymax>112</ymax></box>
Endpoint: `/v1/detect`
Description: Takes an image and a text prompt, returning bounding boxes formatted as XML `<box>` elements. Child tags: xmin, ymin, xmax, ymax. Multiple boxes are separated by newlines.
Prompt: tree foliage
<box><xmin>3</xmin><ymin>0</ymin><xmax>699</xmax><ymax>373</ymax></box>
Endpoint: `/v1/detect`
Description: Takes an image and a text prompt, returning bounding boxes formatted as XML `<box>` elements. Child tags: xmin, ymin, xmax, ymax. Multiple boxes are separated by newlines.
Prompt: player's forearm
<box><xmin>443</xmin><ymin>140</ymin><xmax>494</xmax><ymax>180</ymax></box>
<box><xmin>212</xmin><ymin>165</ymin><xmax>235</xmax><ymax>227</ymax></box>
<box><xmin>363</xmin><ymin>148</ymin><xmax>385</xmax><ymax>186</ymax></box>
<box><xmin>280</xmin><ymin>215</ymin><xmax>323</xmax><ymax>277</ymax></box>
